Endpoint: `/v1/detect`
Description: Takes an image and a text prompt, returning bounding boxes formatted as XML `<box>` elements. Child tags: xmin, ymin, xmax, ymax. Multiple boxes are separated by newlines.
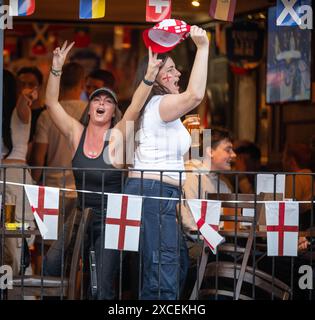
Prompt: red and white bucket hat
<box><xmin>143</xmin><ymin>19</ymin><xmax>191</xmax><ymax>53</ymax></box>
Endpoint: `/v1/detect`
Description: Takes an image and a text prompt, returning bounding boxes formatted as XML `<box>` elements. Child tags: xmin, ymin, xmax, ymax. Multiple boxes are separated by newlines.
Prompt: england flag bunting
<box><xmin>265</xmin><ymin>201</ymin><xmax>299</xmax><ymax>256</ymax></box>
<box><xmin>105</xmin><ymin>194</ymin><xmax>142</xmax><ymax>252</ymax></box>
<box><xmin>187</xmin><ymin>199</ymin><xmax>224</xmax><ymax>253</ymax></box>
<box><xmin>146</xmin><ymin>0</ymin><xmax>172</xmax><ymax>22</ymax></box>
<box><xmin>24</xmin><ymin>185</ymin><xmax>59</xmax><ymax>240</ymax></box>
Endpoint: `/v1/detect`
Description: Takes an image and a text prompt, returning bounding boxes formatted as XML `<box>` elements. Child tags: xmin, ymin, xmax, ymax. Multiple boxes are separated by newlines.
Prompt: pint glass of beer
<box><xmin>5</xmin><ymin>195</ymin><xmax>16</xmax><ymax>223</ymax></box>
<box><xmin>184</xmin><ymin>114</ymin><xmax>200</xmax><ymax>131</ymax></box>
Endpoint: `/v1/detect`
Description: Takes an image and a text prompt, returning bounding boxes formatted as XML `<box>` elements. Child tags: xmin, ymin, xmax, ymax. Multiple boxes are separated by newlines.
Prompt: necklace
<box><xmin>87</xmin><ymin>151</ymin><xmax>98</xmax><ymax>158</ymax></box>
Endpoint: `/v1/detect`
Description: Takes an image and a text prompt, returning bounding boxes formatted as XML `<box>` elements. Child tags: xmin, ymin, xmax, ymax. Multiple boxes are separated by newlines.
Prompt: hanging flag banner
<box><xmin>80</xmin><ymin>0</ymin><xmax>105</xmax><ymax>19</ymax></box>
<box><xmin>146</xmin><ymin>0</ymin><xmax>172</xmax><ymax>22</ymax></box>
<box><xmin>187</xmin><ymin>200</ymin><xmax>224</xmax><ymax>253</ymax></box>
<box><xmin>265</xmin><ymin>202</ymin><xmax>299</xmax><ymax>256</ymax></box>
<box><xmin>105</xmin><ymin>194</ymin><xmax>142</xmax><ymax>252</ymax></box>
<box><xmin>143</xmin><ymin>19</ymin><xmax>191</xmax><ymax>53</ymax></box>
<box><xmin>9</xmin><ymin>0</ymin><xmax>35</xmax><ymax>16</ymax></box>
<box><xmin>209</xmin><ymin>0</ymin><xmax>237</xmax><ymax>22</ymax></box>
<box><xmin>24</xmin><ymin>185</ymin><xmax>59</xmax><ymax>240</ymax></box>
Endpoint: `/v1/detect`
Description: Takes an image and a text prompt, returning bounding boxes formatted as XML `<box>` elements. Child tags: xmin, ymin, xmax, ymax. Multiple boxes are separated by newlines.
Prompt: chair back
<box><xmin>8</xmin><ymin>208</ymin><xmax>92</xmax><ymax>300</ymax></box>
<box><xmin>190</xmin><ymin>192</ymin><xmax>291</xmax><ymax>300</ymax></box>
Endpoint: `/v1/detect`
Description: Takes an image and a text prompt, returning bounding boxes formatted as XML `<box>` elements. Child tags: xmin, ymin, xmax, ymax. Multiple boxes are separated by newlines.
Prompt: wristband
<box><xmin>51</xmin><ymin>68</ymin><xmax>63</xmax><ymax>77</ymax></box>
<box><xmin>143</xmin><ymin>77</ymin><xmax>154</xmax><ymax>86</ymax></box>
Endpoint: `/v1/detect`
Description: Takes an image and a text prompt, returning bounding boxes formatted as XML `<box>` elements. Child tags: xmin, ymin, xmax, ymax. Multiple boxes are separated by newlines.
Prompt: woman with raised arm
<box><xmin>124</xmin><ymin>26</ymin><xmax>209</xmax><ymax>300</ymax></box>
<box><xmin>44</xmin><ymin>41</ymin><xmax>162</xmax><ymax>299</ymax></box>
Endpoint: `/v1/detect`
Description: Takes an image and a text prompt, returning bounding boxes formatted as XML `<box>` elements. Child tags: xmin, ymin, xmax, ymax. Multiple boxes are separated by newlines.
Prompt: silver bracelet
<box><xmin>51</xmin><ymin>68</ymin><xmax>62</xmax><ymax>77</ymax></box>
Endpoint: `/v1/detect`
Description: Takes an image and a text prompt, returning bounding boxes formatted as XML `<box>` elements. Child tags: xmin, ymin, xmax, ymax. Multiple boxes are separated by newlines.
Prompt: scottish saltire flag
<box><xmin>209</xmin><ymin>0</ymin><xmax>237</xmax><ymax>22</ymax></box>
<box><xmin>80</xmin><ymin>0</ymin><xmax>105</xmax><ymax>19</ymax></box>
<box><xmin>9</xmin><ymin>0</ymin><xmax>35</xmax><ymax>16</ymax></box>
<box><xmin>276</xmin><ymin>0</ymin><xmax>311</xmax><ymax>26</ymax></box>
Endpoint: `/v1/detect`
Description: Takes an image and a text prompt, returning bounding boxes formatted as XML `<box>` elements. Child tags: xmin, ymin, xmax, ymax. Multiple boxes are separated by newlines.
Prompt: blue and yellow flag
<box><xmin>80</xmin><ymin>0</ymin><xmax>105</xmax><ymax>19</ymax></box>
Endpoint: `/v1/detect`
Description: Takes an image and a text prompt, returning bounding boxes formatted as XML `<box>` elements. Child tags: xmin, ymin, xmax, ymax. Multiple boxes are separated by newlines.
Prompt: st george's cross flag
<box><xmin>24</xmin><ymin>185</ymin><xmax>59</xmax><ymax>240</ymax></box>
<box><xmin>9</xmin><ymin>0</ymin><xmax>35</xmax><ymax>16</ymax></box>
<box><xmin>105</xmin><ymin>194</ymin><xmax>142</xmax><ymax>252</ymax></box>
<box><xmin>80</xmin><ymin>0</ymin><xmax>105</xmax><ymax>19</ymax></box>
<box><xmin>146</xmin><ymin>0</ymin><xmax>172</xmax><ymax>22</ymax></box>
<box><xmin>209</xmin><ymin>0</ymin><xmax>237</xmax><ymax>22</ymax></box>
<box><xmin>187</xmin><ymin>199</ymin><xmax>224</xmax><ymax>253</ymax></box>
<box><xmin>265</xmin><ymin>201</ymin><xmax>299</xmax><ymax>256</ymax></box>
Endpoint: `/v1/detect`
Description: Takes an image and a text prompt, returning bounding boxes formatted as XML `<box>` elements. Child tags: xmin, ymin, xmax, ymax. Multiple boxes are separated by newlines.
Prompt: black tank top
<box><xmin>72</xmin><ymin>127</ymin><xmax>122</xmax><ymax>212</ymax></box>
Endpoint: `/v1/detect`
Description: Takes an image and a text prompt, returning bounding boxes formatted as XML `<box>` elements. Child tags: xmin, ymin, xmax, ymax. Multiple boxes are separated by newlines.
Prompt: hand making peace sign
<box><xmin>145</xmin><ymin>46</ymin><xmax>163</xmax><ymax>82</ymax></box>
<box><xmin>52</xmin><ymin>41</ymin><xmax>75</xmax><ymax>70</ymax></box>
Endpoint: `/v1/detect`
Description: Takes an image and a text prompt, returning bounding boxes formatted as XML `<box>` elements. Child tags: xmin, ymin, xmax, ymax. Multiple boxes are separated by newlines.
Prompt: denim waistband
<box><xmin>125</xmin><ymin>177</ymin><xmax>180</xmax><ymax>192</ymax></box>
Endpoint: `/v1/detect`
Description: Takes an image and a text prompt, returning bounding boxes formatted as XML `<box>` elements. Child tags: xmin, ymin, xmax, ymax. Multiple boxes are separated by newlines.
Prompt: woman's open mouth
<box><xmin>96</xmin><ymin>108</ymin><xmax>105</xmax><ymax>115</ymax></box>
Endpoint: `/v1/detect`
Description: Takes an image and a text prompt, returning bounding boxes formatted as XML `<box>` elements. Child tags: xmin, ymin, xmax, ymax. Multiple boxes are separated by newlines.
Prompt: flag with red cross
<box><xmin>187</xmin><ymin>199</ymin><xmax>224</xmax><ymax>253</ymax></box>
<box><xmin>146</xmin><ymin>0</ymin><xmax>172</xmax><ymax>22</ymax></box>
<box><xmin>105</xmin><ymin>194</ymin><xmax>142</xmax><ymax>252</ymax></box>
<box><xmin>265</xmin><ymin>201</ymin><xmax>299</xmax><ymax>256</ymax></box>
<box><xmin>24</xmin><ymin>185</ymin><xmax>59</xmax><ymax>240</ymax></box>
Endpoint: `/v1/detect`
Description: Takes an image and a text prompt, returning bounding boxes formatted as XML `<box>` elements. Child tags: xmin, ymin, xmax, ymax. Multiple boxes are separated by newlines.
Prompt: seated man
<box><xmin>179</xmin><ymin>127</ymin><xmax>236</xmax><ymax>298</ymax></box>
<box><xmin>181</xmin><ymin>127</ymin><xmax>236</xmax><ymax>233</ymax></box>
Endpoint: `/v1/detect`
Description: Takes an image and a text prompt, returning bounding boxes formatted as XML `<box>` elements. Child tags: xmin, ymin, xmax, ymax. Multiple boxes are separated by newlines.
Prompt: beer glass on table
<box><xmin>5</xmin><ymin>195</ymin><xmax>16</xmax><ymax>224</ymax></box>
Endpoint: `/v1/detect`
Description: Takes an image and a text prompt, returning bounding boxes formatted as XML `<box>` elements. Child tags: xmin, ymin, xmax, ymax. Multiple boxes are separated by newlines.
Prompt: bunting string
<box><xmin>1</xmin><ymin>180</ymin><xmax>314</xmax><ymax>204</ymax></box>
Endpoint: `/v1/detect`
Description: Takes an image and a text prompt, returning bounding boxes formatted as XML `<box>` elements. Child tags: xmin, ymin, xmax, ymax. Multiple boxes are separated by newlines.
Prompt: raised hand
<box><xmin>190</xmin><ymin>25</ymin><xmax>209</xmax><ymax>50</ymax></box>
<box><xmin>52</xmin><ymin>41</ymin><xmax>75</xmax><ymax>70</ymax></box>
<box><xmin>17</xmin><ymin>87</ymin><xmax>38</xmax><ymax>108</ymax></box>
<box><xmin>145</xmin><ymin>46</ymin><xmax>163</xmax><ymax>82</ymax></box>
<box><xmin>298</xmin><ymin>236</ymin><xmax>310</xmax><ymax>252</ymax></box>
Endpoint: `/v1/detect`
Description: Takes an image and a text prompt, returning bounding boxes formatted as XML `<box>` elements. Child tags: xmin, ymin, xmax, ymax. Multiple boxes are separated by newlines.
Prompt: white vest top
<box><xmin>134</xmin><ymin>95</ymin><xmax>191</xmax><ymax>181</ymax></box>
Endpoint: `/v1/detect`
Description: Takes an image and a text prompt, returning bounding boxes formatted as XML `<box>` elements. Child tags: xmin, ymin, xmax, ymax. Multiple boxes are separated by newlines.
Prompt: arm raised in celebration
<box><xmin>159</xmin><ymin>26</ymin><xmax>209</xmax><ymax>122</ymax></box>
<box><xmin>45</xmin><ymin>41</ymin><xmax>82</xmax><ymax>147</ymax></box>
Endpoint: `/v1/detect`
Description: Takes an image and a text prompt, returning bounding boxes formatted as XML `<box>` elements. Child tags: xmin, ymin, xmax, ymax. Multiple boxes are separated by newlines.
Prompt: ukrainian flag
<box><xmin>80</xmin><ymin>0</ymin><xmax>105</xmax><ymax>19</ymax></box>
<box><xmin>9</xmin><ymin>0</ymin><xmax>35</xmax><ymax>16</ymax></box>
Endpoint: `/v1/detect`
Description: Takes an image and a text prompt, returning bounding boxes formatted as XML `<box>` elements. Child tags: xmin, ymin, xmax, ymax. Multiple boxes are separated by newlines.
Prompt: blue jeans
<box><xmin>44</xmin><ymin>209</ymin><xmax>121</xmax><ymax>300</ymax></box>
<box><xmin>124</xmin><ymin>178</ymin><xmax>189</xmax><ymax>300</ymax></box>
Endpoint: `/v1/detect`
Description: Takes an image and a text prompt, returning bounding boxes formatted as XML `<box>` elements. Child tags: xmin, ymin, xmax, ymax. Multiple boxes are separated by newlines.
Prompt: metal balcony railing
<box><xmin>0</xmin><ymin>165</ymin><xmax>314</xmax><ymax>300</ymax></box>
